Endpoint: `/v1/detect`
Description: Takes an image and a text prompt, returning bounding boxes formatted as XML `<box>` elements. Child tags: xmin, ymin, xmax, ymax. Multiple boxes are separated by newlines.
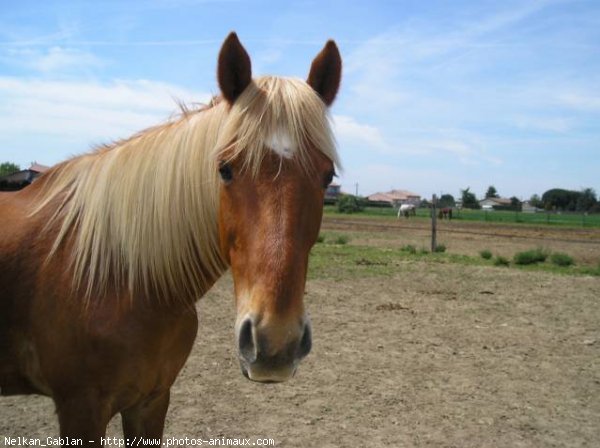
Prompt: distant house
<box><xmin>0</xmin><ymin>162</ymin><xmax>50</xmax><ymax>191</ymax></box>
<box><xmin>323</xmin><ymin>182</ymin><xmax>342</xmax><ymax>205</ymax></box>
<box><xmin>325</xmin><ymin>183</ymin><xmax>341</xmax><ymax>200</ymax></box>
<box><xmin>479</xmin><ymin>197</ymin><xmax>512</xmax><ymax>210</ymax></box>
<box><xmin>521</xmin><ymin>200</ymin><xmax>542</xmax><ymax>213</ymax></box>
<box><xmin>367</xmin><ymin>189</ymin><xmax>421</xmax><ymax>207</ymax></box>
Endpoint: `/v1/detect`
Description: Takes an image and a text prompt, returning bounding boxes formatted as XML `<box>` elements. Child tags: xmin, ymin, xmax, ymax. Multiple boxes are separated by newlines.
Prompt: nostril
<box><xmin>238</xmin><ymin>318</ymin><xmax>257</xmax><ymax>363</ymax></box>
<box><xmin>298</xmin><ymin>324</ymin><xmax>312</xmax><ymax>359</ymax></box>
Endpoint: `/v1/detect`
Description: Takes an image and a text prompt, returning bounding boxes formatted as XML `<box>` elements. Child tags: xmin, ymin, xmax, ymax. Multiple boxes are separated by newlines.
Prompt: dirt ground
<box><xmin>1</xmin><ymin>219</ymin><xmax>599</xmax><ymax>447</ymax></box>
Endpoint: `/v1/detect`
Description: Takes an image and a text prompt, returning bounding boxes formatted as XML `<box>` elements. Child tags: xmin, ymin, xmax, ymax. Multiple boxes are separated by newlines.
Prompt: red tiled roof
<box><xmin>29</xmin><ymin>162</ymin><xmax>50</xmax><ymax>173</ymax></box>
<box><xmin>367</xmin><ymin>189</ymin><xmax>421</xmax><ymax>202</ymax></box>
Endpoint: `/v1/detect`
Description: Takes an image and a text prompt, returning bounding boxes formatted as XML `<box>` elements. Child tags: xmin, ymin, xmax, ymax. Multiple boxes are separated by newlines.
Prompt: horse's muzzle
<box><xmin>236</xmin><ymin>315</ymin><xmax>312</xmax><ymax>383</ymax></box>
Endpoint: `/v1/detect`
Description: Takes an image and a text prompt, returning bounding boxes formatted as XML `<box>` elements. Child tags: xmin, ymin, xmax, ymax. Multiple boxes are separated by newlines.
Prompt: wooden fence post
<box><xmin>431</xmin><ymin>194</ymin><xmax>437</xmax><ymax>253</ymax></box>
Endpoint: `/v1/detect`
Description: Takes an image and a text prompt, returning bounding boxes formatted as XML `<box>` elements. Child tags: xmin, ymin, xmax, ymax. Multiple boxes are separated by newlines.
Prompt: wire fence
<box><xmin>447</xmin><ymin>209</ymin><xmax>600</xmax><ymax>227</ymax></box>
<box><xmin>327</xmin><ymin>205</ymin><xmax>600</xmax><ymax>228</ymax></box>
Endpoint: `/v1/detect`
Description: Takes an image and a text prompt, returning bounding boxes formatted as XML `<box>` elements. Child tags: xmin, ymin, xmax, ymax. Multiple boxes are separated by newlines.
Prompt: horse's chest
<box><xmin>0</xmin><ymin>334</ymin><xmax>52</xmax><ymax>396</ymax></box>
<box><xmin>86</xmin><ymin>307</ymin><xmax>200</xmax><ymax>396</ymax></box>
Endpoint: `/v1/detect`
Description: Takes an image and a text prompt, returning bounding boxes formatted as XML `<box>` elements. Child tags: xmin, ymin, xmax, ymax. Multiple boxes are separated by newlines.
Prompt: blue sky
<box><xmin>0</xmin><ymin>0</ymin><xmax>598</xmax><ymax>200</ymax></box>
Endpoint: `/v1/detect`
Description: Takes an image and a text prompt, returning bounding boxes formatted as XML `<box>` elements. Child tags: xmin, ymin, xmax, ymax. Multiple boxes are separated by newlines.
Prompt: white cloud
<box><xmin>332</xmin><ymin>114</ymin><xmax>393</xmax><ymax>154</ymax></box>
<box><xmin>332</xmin><ymin>112</ymin><xmax>503</xmax><ymax>168</ymax></box>
<box><xmin>343</xmin><ymin>1</ymin><xmax>556</xmax><ymax>111</ymax></box>
<box><xmin>5</xmin><ymin>46</ymin><xmax>106</xmax><ymax>73</ymax></box>
<box><xmin>0</xmin><ymin>77</ymin><xmax>209</xmax><ymax>112</ymax></box>
<box><xmin>392</xmin><ymin>138</ymin><xmax>490</xmax><ymax>166</ymax></box>
<box><xmin>556</xmin><ymin>93</ymin><xmax>600</xmax><ymax>112</ymax></box>
<box><xmin>0</xmin><ymin>77</ymin><xmax>211</xmax><ymax>165</ymax></box>
<box><xmin>34</xmin><ymin>47</ymin><xmax>105</xmax><ymax>72</ymax></box>
<box><xmin>513</xmin><ymin>115</ymin><xmax>572</xmax><ymax>133</ymax></box>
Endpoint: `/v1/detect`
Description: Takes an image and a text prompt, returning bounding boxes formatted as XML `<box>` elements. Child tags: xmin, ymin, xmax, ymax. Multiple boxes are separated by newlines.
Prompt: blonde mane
<box><xmin>33</xmin><ymin>76</ymin><xmax>339</xmax><ymax>303</ymax></box>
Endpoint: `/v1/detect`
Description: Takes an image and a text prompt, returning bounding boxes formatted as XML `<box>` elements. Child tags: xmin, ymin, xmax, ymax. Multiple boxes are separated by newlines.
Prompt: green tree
<box><xmin>510</xmin><ymin>196</ymin><xmax>522</xmax><ymax>211</ymax></box>
<box><xmin>485</xmin><ymin>185</ymin><xmax>499</xmax><ymax>198</ymax></box>
<box><xmin>337</xmin><ymin>194</ymin><xmax>364</xmax><ymax>213</ymax></box>
<box><xmin>576</xmin><ymin>188</ymin><xmax>597</xmax><ymax>212</ymax></box>
<box><xmin>461</xmin><ymin>187</ymin><xmax>480</xmax><ymax>209</ymax></box>
<box><xmin>438</xmin><ymin>194</ymin><xmax>456</xmax><ymax>208</ymax></box>
<box><xmin>0</xmin><ymin>162</ymin><xmax>20</xmax><ymax>177</ymax></box>
<box><xmin>529</xmin><ymin>194</ymin><xmax>543</xmax><ymax>208</ymax></box>
<box><xmin>542</xmin><ymin>188</ymin><xmax>581</xmax><ymax>211</ymax></box>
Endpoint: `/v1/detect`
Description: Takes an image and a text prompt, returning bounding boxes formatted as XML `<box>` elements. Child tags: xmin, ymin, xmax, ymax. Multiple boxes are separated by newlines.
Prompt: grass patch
<box><xmin>401</xmin><ymin>244</ymin><xmax>417</xmax><ymax>254</ymax></box>
<box><xmin>550</xmin><ymin>252</ymin><xmax>574</xmax><ymax>267</ymax></box>
<box><xmin>333</xmin><ymin>235</ymin><xmax>349</xmax><ymax>245</ymax></box>
<box><xmin>308</xmin><ymin>241</ymin><xmax>598</xmax><ymax>281</ymax></box>
<box><xmin>493</xmin><ymin>256</ymin><xmax>510</xmax><ymax>267</ymax></box>
<box><xmin>434</xmin><ymin>244</ymin><xmax>446</xmax><ymax>253</ymax></box>
<box><xmin>308</xmin><ymin>244</ymin><xmax>469</xmax><ymax>280</ymax></box>
<box><xmin>580</xmin><ymin>264</ymin><xmax>600</xmax><ymax>276</ymax></box>
<box><xmin>318</xmin><ymin>232</ymin><xmax>350</xmax><ymax>245</ymax></box>
<box><xmin>309</xmin><ymin>244</ymin><xmax>402</xmax><ymax>279</ymax></box>
<box><xmin>513</xmin><ymin>248</ymin><xmax>549</xmax><ymax>265</ymax></box>
<box><xmin>480</xmin><ymin>249</ymin><xmax>493</xmax><ymax>260</ymax></box>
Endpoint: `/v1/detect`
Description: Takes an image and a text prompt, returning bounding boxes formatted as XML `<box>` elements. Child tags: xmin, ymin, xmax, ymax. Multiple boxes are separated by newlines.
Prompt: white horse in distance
<box><xmin>397</xmin><ymin>203</ymin><xmax>416</xmax><ymax>218</ymax></box>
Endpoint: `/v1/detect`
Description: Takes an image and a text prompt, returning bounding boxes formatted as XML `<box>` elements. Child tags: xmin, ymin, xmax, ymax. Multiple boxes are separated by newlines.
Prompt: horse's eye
<box><xmin>219</xmin><ymin>163</ymin><xmax>233</xmax><ymax>182</ymax></box>
<box><xmin>323</xmin><ymin>170</ymin><xmax>335</xmax><ymax>188</ymax></box>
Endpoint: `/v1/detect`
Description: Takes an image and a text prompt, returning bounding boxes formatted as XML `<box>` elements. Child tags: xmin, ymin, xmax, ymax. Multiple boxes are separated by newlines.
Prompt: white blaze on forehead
<box><xmin>267</xmin><ymin>129</ymin><xmax>296</xmax><ymax>158</ymax></box>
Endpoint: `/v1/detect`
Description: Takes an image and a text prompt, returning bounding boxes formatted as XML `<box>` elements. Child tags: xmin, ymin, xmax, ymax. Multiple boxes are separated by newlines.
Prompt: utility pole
<box><xmin>355</xmin><ymin>182</ymin><xmax>359</xmax><ymax>197</ymax></box>
<box><xmin>431</xmin><ymin>194</ymin><xmax>437</xmax><ymax>253</ymax></box>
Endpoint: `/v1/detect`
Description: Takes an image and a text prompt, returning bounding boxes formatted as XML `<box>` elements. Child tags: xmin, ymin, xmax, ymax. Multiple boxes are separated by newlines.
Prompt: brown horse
<box><xmin>0</xmin><ymin>33</ymin><xmax>341</xmax><ymax>443</ymax></box>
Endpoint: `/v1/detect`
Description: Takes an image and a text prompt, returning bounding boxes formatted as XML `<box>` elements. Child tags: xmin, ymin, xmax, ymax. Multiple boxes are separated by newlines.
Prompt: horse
<box><xmin>439</xmin><ymin>207</ymin><xmax>453</xmax><ymax>220</ymax></box>
<box><xmin>0</xmin><ymin>33</ymin><xmax>342</xmax><ymax>443</ymax></box>
<box><xmin>397</xmin><ymin>203</ymin><xmax>416</xmax><ymax>218</ymax></box>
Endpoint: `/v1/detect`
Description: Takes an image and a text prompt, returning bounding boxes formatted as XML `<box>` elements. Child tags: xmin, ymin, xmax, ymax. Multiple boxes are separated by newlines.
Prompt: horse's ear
<box><xmin>307</xmin><ymin>40</ymin><xmax>342</xmax><ymax>106</ymax></box>
<box><xmin>218</xmin><ymin>32</ymin><xmax>252</xmax><ymax>104</ymax></box>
